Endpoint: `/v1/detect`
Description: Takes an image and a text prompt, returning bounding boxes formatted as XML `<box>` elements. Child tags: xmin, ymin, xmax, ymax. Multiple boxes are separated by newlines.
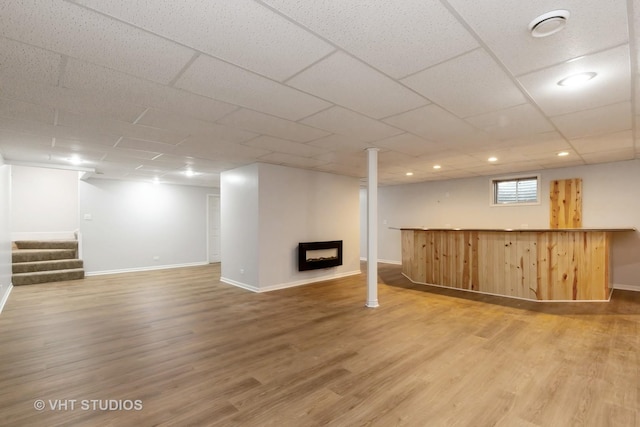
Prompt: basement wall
<box><xmin>10</xmin><ymin>165</ymin><xmax>79</xmax><ymax>240</ymax></box>
<box><xmin>0</xmin><ymin>157</ymin><xmax>11</xmax><ymax>311</ymax></box>
<box><xmin>221</xmin><ymin>163</ymin><xmax>360</xmax><ymax>292</ymax></box>
<box><xmin>79</xmin><ymin>178</ymin><xmax>215</xmax><ymax>274</ymax></box>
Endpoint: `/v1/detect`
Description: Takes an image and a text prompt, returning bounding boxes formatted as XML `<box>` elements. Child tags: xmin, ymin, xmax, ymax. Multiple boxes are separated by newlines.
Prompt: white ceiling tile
<box><xmin>243</xmin><ymin>136</ymin><xmax>327</xmax><ymax>158</ymax></box>
<box><xmin>313</xmin><ymin>162</ymin><xmax>366</xmax><ymax>178</ymax></box>
<box><xmin>117</xmin><ymin>138</ymin><xmax>176</xmax><ymax>154</ymax></box>
<box><xmin>373</xmin><ymin>133</ymin><xmax>443</xmax><ymax>156</ymax></box>
<box><xmin>402</xmin><ymin>49</ymin><xmax>526</xmax><ymax>117</ymax></box>
<box><xmin>75</xmin><ymin>0</ymin><xmax>334</xmax><ymax>82</ymax></box>
<box><xmin>258</xmin><ymin>153</ymin><xmax>329</xmax><ymax>169</ymax></box>
<box><xmin>465</xmin><ymin>103</ymin><xmax>555</xmax><ymax>140</ymax></box>
<box><xmin>424</xmin><ymin>153</ymin><xmax>481</xmax><ymax>167</ymax></box>
<box><xmin>287</xmin><ymin>51</ymin><xmax>428</xmax><ymax>119</ymax></box>
<box><xmin>106</xmin><ymin>147</ymin><xmax>161</xmax><ymax>161</ymax></box>
<box><xmin>0</xmin><ymin>129</ymin><xmax>51</xmax><ymax>147</ymax></box>
<box><xmin>217</xmin><ymin>109</ymin><xmax>329</xmax><ymax>143</ymax></box>
<box><xmin>0</xmin><ymin>0</ymin><xmax>194</xmax><ymax>84</ymax></box>
<box><xmin>0</xmin><ymin>76</ymin><xmax>146</xmax><ymax>123</ymax></box>
<box><xmin>537</xmin><ymin>158</ymin><xmax>586</xmax><ymax>169</ymax></box>
<box><xmin>0</xmin><ymin>37</ymin><xmax>61</xmax><ymax>85</ymax></box>
<box><xmin>582</xmin><ymin>148</ymin><xmax>635</xmax><ymax>164</ymax></box>
<box><xmin>570</xmin><ymin>130</ymin><xmax>633</xmax><ymax>154</ymax></box>
<box><xmin>468</xmin><ymin>148</ymin><xmax>533</xmax><ymax>164</ymax></box>
<box><xmin>447</xmin><ymin>0</ymin><xmax>629</xmax><ymax>75</ymax></box>
<box><xmin>175</xmin><ymin>55</ymin><xmax>331</xmax><ymax>121</ymax></box>
<box><xmin>136</xmin><ymin>109</ymin><xmax>257</xmax><ymax>143</ymax></box>
<box><xmin>518</xmin><ymin>45</ymin><xmax>631</xmax><ymax>117</ymax></box>
<box><xmin>57</xmin><ymin>111</ymin><xmax>189</xmax><ymax>145</ymax></box>
<box><xmin>306</xmin><ymin>134</ymin><xmax>371</xmax><ymax>152</ymax></box>
<box><xmin>519</xmin><ymin>146</ymin><xmax>574</xmax><ymax>161</ymax></box>
<box><xmin>0</xmin><ymin>97</ymin><xmax>55</xmax><ymax>125</ymax></box>
<box><xmin>0</xmin><ymin>115</ymin><xmax>116</xmax><ymax>150</ymax></box>
<box><xmin>174</xmin><ymin>137</ymin><xmax>271</xmax><ymax>162</ymax></box>
<box><xmin>62</xmin><ymin>59</ymin><xmax>238</xmax><ymax>123</ymax></box>
<box><xmin>301</xmin><ymin>107</ymin><xmax>403</xmax><ymax>142</ymax></box>
<box><xmin>263</xmin><ymin>0</ymin><xmax>478</xmax><ymax>79</ymax></box>
<box><xmin>499</xmin><ymin>131</ymin><xmax>568</xmax><ymax>149</ymax></box>
<box><xmin>52</xmin><ymin>138</ymin><xmax>110</xmax><ymax>153</ymax></box>
<box><xmin>551</xmin><ymin>102</ymin><xmax>632</xmax><ymax>139</ymax></box>
<box><xmin>0</xmin><ymin>115</ymin><xmax>57</xmax><ymax>137</ymax></box>
<box><xmin>313</xmin><ymin>150</ymin><xmax>366</xmax><ymax>167</ymax></box>
<box><xmin>383</xmin><ymin>104</ymin><xmax>490</xmax><ymax>145</ymax></box>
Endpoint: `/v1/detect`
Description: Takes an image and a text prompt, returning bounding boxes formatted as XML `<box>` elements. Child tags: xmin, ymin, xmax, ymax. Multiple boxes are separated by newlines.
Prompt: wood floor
<box><xmin>0</xmin><ymin>263</ymin><xmax>638</xmax><ymax>426</ymax></box>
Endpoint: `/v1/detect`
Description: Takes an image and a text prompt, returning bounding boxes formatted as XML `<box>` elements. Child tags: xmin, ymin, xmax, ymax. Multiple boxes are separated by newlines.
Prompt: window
<box><xmin>492</xmin><ymin>176</ymin><xmax>539</xmax><ymax>205</ymax></box>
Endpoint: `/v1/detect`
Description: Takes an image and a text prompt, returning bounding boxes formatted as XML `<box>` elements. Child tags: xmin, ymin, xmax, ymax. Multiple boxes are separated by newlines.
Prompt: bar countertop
<box><xmin>394</xmin><ymin>227</ymin><xmax>636</xmax><ymax>232</ymax></box>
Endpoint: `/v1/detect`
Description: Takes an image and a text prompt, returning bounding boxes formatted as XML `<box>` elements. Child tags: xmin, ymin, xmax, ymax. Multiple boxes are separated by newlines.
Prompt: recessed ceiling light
<box><xmin>433</xmin><ymin>165</ymin><xmax>441</xmax><ymax>170</ymax></box>
<box><xmin>405</xmin><ymin>172</ymin><xmax>414</xmax><ymax>176</ymax></box>
<box><xmin>557</xmin><ymin>72</ymin><xmax>597</xmax><ymax>87</ymax></box>
<box><xmin>185</xmin><ymin>169</ymin><xmax>195</xmax><ymax>177</ymax></box>
<box><xmin>557</xmin><ymin>151</ymin><xmax>570</xmax><ymax>157</ymax></box>
<box><xmin>529</xmin><ymin>10</ymin><xmax>570</xmax><ymax>38</ymax></box>
<box><xmin>488</xmin><ymin>157</ymin><xmax>498</xmax><ymax>162</ymax></box>
<box><xmin>68</xmin><ymin>155</ymin><xmax>83</xmax><ymax>165</ymax></box>
<box><xmin>153</xmin><ymin>176</ymin><xmax>160</xmax><ymax>184</ymax></box>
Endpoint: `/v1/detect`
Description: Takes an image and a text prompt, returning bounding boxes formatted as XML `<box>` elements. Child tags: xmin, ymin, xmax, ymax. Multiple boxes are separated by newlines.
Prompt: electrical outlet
<box><xmin>240</xmin><ymin>268</ymin><xmax>245</xmax><ymax>274</ymax></box>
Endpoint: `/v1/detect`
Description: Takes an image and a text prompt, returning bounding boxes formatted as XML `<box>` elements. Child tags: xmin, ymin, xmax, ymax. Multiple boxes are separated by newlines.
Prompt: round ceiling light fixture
<box><xmin>557</xmin><ymin>71</ymin><xmax>597</xmax><ymax>87</ymax></box>
<box><xmin>529</xmin><ymin>10</ymin><xmax>570</xmax><ymax>38</ymax></box>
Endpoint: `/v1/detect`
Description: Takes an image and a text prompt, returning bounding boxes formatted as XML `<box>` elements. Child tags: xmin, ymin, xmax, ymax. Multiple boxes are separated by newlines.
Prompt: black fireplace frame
<box><xmin>298</xmin><ymin>240</ymin><xmax>343</xmax><ymax>271</ymax></box>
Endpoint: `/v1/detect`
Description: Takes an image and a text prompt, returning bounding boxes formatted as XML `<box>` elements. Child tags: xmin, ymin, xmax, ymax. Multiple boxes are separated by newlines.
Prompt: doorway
<box><xmin>206</xmin><ymin>194</ymin><xmax>221</xmax><ymax>263</ymax></box>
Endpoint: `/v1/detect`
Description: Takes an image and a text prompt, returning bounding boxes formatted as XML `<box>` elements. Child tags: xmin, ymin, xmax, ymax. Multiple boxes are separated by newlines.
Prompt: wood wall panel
<box><xmin>401</xmin><ymin>229</ymin><xmax>611</xmax><ymax>301</ymax></box>
<box><xmin>550</xmin><ymin>178</ymin><xmax>583</xmax><ymax>229</ymax></box>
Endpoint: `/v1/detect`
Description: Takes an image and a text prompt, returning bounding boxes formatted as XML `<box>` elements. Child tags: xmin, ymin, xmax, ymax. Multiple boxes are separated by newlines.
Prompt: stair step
<box><xmin>12</xmin><ymin>249</ymin><xmax>78</xmax><ymax>263</ymax></box>
<box><xmin>12</xmin><ymin>259</ymin><xmax>84</xmax><ymax>274</ymax></box>
<box><xmin>14</xmin><ymin>240</ymin><xmax>78</xmax><ymax>250</ymax></box>
<box><xmin>12</xmin><ymin>268</ymin><xmax>85</xmax><ymax>286</ymax></box>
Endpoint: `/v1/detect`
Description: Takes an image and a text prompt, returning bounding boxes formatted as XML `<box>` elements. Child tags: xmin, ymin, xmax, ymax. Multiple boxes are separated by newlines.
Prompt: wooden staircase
<box><xmin>12</xmin><ymin>240</ymin><xmax>85</xmax><ymax>285</ymax></box>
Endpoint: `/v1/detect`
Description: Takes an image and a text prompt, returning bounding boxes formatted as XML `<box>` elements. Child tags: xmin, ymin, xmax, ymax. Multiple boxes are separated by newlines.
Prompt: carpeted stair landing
<box><xmin>12</xmin><ymin>240</ymin><xmax>84</xmax><ymax>285</ymax></box>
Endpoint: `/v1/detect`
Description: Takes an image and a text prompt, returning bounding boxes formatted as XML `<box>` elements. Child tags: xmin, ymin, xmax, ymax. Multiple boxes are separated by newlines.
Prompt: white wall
<box><xmin>0</xmin><ymin>157</ymin><xmax>12</xmax><ymax>311</ymax></box>
<box><xmin>79</xmin><ymin>178</ymin><xmax>212</xmax><ymax>274</ymax></box>
<box><xmin>364</xmin><ymin>159</ymin><xmax>640</xmax><ymax>290</ymax></box>
<box><xmin>11</xmin><ymin>165</ymin><xmax>79</xmax><ymax>240</ymax></box>
<box><xmin>221</xmin><ymin>163</ymin><xmax>360</xmax><ymax>291</ymax></box>
<box><xmin>258</xmin><ymin>163</ymin><xmax>360</xmax><ymax>290</ymax></box>
<box><xmin>220</xmin><ymin>164</ymin><xmax>260</xmax><ymax>288</ymax></box>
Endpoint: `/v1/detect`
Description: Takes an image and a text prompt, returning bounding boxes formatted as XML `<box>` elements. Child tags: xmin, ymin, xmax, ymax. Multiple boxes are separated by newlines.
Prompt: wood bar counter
<box><xmin>400</xmin><ymin>227</ymin><xmax>635</xmax><ymax>301</ymax></box>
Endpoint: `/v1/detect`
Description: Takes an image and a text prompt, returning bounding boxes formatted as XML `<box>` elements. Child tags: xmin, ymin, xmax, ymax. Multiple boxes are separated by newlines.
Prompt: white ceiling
<box><xmin>0</xmin><ymin>0</ymin><xmax>638</xmax><ymax>187</ymax></box>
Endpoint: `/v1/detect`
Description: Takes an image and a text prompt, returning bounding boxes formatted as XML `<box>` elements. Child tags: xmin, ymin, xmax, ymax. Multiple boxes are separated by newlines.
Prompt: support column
<box><xmin>366</xmin><ymin>148</ymin><xmax>379</xmax><ymax>308</ymax></box>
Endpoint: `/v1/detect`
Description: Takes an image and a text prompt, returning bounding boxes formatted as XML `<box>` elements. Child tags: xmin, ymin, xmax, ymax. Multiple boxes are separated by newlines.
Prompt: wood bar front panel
<box><xmin>401</xmin><ymin>229</ymin><xmax>610</xmax><ymax>301</ymax></box>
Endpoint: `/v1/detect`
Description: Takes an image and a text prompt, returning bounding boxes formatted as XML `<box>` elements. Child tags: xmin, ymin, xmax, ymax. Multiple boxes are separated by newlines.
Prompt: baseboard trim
<box><xmin>86</xmin><ymin>261</ymin><xmax>209</xmax><ymax>276</ymax></box>
<box><xmin>221</xmin><ymin>270</ymin><xmax>362</xmax><ymax>293</ymax></box>
<box><xmin>359</xmin><ymin>258</ymin><xmax>402</xmax><ymax>265</ymax></box>
<box><xmin>402</xmin><ymin>273</ymin><xmax>611</xmax><ymax>303</ymax></box>
<box><xmin>612</xmin><ymin>283</ymin><xmax>640</xmax><ymax>292</ymax></box>
<box><xmin>220</xmin><ymin>277</ymin><xmax>259</xmax><ymax>292</ymax></box>
<box><xmin>0</xmin><ymin>284</ymin><xmax>13</xmax><ymax>314</ymax></box>
<box><xmin>259</xmin><ymin>270</ymin><xmax>361</xmax><ymax>293</ymax></box>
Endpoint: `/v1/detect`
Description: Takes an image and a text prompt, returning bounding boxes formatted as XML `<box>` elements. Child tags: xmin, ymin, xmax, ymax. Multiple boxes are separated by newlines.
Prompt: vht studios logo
<box><xmin>34</xmin><ymin>399</ymin><xmax>143</xmax><ymax>411</ymax></box>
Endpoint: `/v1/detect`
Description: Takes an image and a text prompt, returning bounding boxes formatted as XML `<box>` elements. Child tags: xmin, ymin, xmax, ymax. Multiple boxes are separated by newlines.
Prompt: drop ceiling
<box><xmin>0</xmin><ymin>0</ymin><xmax>637</xmax><ymax>187</ymax></box>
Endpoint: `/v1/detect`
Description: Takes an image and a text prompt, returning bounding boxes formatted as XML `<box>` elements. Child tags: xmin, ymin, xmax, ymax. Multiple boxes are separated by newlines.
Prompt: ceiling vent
<box><xmin>529</xmin><ymin>10</ymin><xmax>570</xmax><ymax>37</ymax></box>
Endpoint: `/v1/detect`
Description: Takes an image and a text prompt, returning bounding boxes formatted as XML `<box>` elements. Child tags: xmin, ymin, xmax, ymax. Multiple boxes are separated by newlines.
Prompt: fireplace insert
<box><xmin>298</xmin><ymin>240</ymin><xmax>343</xmax><ymax>271</ymax></box>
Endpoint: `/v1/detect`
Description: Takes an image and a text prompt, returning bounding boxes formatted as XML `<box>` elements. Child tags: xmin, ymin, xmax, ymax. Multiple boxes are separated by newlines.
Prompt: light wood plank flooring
<box><xmin>0</xmin><ymin>263</ymin><xmax>638</xmax><ymax>426</ymax></box>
